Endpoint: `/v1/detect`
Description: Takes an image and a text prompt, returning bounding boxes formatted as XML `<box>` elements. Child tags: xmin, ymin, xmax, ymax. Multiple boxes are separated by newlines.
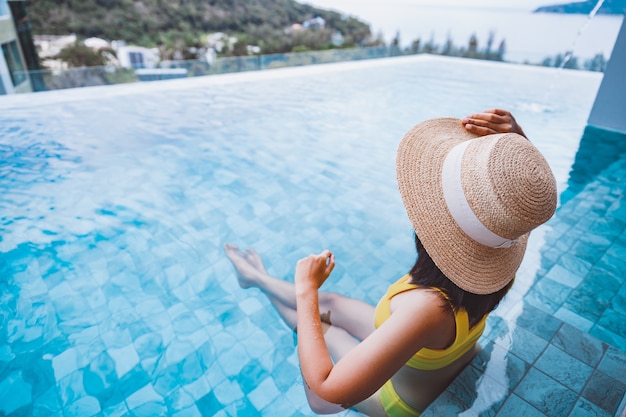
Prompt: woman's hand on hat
<box><xmin>295</xmin><ymin>250</ymin><xmax>335</xmax><ymax>293</ymax></box>
<box><xmin>462</xmin><ymin>109</ymin><xmax>527</xmax><ymax>139</ymax></box>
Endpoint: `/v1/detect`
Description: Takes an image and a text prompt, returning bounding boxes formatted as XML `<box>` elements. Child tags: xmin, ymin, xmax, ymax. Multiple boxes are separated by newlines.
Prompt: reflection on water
<box><xmin>563</xmin><ymin>125</ymin><xmax>626</xmax><ymax>203</ymax></box>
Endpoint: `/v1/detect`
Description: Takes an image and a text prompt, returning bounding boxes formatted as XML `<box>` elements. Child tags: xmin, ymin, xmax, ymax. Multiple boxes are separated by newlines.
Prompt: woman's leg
<box><xmin>224</xmin><ymin>244</ymin><xmax>376</xmax><ymax>341</ymax></box>
<box><xmin>224</xmin><ymin>244</ymin><xmax>386</xmax><ymax>416</ymax></box>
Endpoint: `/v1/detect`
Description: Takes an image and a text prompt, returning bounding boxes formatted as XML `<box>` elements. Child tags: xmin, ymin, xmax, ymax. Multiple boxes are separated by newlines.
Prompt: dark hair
<box><xmin>409</xmin><ymin>234</ymin><xmax>512</xmax><ymax>328</ymax></box>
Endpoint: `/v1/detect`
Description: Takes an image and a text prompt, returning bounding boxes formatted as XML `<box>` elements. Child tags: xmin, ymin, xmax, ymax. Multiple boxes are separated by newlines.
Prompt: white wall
<box><xmin>0</xmin><ymin>48</ymin><xmax>12</xmax><ymax>94</ymax></box>
<box><xmin>116</xmin><ymin>45</ymin><xmax>160</xmax><ymax>69</ymax></box>
<box><xmin>588</xmin><ymin>17</ymin><xmax>626</xmax><ymax>134</ymax></box>
<box><xmin>0</xmin><ymin>0</ymin><xmax>14</xmax><ymax>94</ymax></box>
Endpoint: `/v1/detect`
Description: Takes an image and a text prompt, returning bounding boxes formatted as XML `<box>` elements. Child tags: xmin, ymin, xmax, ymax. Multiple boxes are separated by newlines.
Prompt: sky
<box><xmin>299</xmin><ymin>0</ymin><xmax>622</xmax><ymax>62</ymax></box>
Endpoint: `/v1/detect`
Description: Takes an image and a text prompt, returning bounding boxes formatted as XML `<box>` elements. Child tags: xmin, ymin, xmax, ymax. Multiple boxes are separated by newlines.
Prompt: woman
<box><xmin>224</xmin><ymin>109</ymin><xmax>556</xmax><ymax>416</ymax></box>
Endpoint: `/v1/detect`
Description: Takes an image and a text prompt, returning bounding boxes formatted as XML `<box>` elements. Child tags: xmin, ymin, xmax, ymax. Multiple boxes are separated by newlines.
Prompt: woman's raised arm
<box><xmin>295</xmin><ymin>252</ymin><xmax>451</xmax><ymax>407</ymax></box>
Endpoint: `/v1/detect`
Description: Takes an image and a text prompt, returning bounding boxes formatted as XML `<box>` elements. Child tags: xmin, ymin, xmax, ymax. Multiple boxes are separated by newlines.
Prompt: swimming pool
<box><xmin>0</xmin><ymin>55</ymin><xmax>622</xmax><ymax>416</ymax></box>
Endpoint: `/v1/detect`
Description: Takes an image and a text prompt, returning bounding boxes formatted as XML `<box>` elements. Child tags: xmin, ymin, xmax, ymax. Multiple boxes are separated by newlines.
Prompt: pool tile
<box><xmin>420</xmin><ymin>390</ymin><xmax>469</xmax><ymax>417</ymax></box>
<box><xmin>247</xmin><ymin>377</ymin><xmax>280</xmax><ymax>411</ymax></box>
<box><xmin>282</xmin><ymin>382</ymin><xmax>310</xmax><ymax>414</ymax></box>
<box><xmin>564</xmin><ymin>281</ymin><xmax>614</xmax><ymax>322</ymax></box>
<box><xmin>611</xmin><ymin>291</ymin><xmax>626</xmax><ymax>316</ymax></box>
<box><xmin>588</xmin><ymin>217</ymin><xmax>626</xmax><ymax>241</ymax></box>
<box><xmin>236</xmin><ymin>360</ymin><xmax>269</xmax><ymax>394</ymax></box>
<box><xmin>554</xmin><ymin>307</ymin><xmax>594</xmax><ymax>332</ymax></box>
<box><xmin>568</xmin><ymin>397</ymin><xmax>612</xmax><ymax>417</ymax></box>
<box><xmin>64</xmin><ymin>395</ymin><xmax>101</xmax><ymax>417</ymax></box>
<box><xmin>569</xmin><ymin>235</ymin><xmax>612</xmax><ymax>265</ymax></box>
<box><xmin>196</xmin><ymin>390</ymin><xmax>222</xmax><ymax>417</ymax></box>
<box><xmin>171</xmin><ymin>404</ymin><xmax>202</xmax><ymax>417</ymax></box>
<box><xmin>462</xmin><ymin>372</ymin><xmax>510</xmax><ymax>416</ymax></box>
<box><xmin>495</xmin><ymin>394</ymin><xmax>545</xmax><ymax>417</ymax></box>
<box><xmin>541</xmin><ymin>246</ymin><xmax>562</xmax><ymax>264</ymax></box>
<box><xmin>597</xmin><ymin>346</ymin><xmax>626</xmax><ymax>383</ymax></box>
<box><xmin>551</xmin><ymin>227</ymin><xmax>577</xmax><ymax>251</ymax></box>
<box><xmin>212</xmin><ymin>378</ymin><xmax>244</xmax><ymax>406</ymax></box>
<box><xmin>515</xmin><ymin>304</ymin><xmax>563</xmax><ymax>341</ymax></box>
<box><xmin>22</xmin><ymin>355</ymin><xmax>57</xmax><ymax>398</ymax></box>
<box><xmin>118</xmin><ymin>365</ymin><xmax>151</xmax><ymax>399</ymax></box>
<box><xmin>596</xmin><ymin>253</ymin><xmax>626</xmax><ymax>278</ymax></box>
<box><xmin>587</xmin><ymin>266</ymin><xmax>623</xmax><ymax>293</ymax></box>
<box><xmin>446</xmin><ymin>365</ymin><xmax>482</xmax><ymax>408</ymax></box>
<box><xmin>102</xmin><ymin>401</ymin><xmax>130</xmax><ymax>417</ymax></box>
<box><xmin>183</xmin><ymin>374</ymin><xmax>211</xmax><ymax>403</ymax></box>
<box><xmin>571</xmin><ymin>214</ymin><xmax>596</xmax><ymax>233</ymax></box>
<box><xmin>126</xmin><ymin>384</ymin><xmax>165</xmax><ymax>410</ymax></box>
<box><xmin>581</xmin><ymin>370</ymin><xmax>626</xmax><ymax>415</ymax></box>
<box><xmin>617</xmin><ymin>397</ymin><xmax>626</xmax><ymax>417</ymax></box>
<box><xmin>590</xmin><ymin>325</ymin><xmax>626</xmax><ymax>354</ymax></box>
<box><xmin>494</xmin><ymin>325</ymin><xmax>549</xmax><ymax>364</ymax></box>
<box><xmin>525</xmin><ymin>278</ymin><xmax>573</xmax><ymax>314</ymax></box>
<box><xmin>261</xmin><ymin>396</ymin><xmax>306</xmax><ymax>417</ymax></box>
<box><xmin>606</xmin><ymin>240</ymin><xmax>626</xmax><ymax>261</ymax></box>
<box><xmin>471</xmin><ymin>342</ymin><xmax>530</xmax><ymax>391</ymax></box>
<box><xmin>32</xmin><ymin>386</ymin><xmax>62</xmax><ymax>417</ymax></box>
<box><xmin>551</xmin><ymin>323</ymin><xmax>607</xmax><ymax>367</ymax></box>
<box><xmin>514</xmin><ymin>368</ymin><xmax>578</xmax><ymax>417</ymax></box>
<box><xmin>597</xmin><ymin>308</ymin><xmax>626</xmax><ymax>340</ymax></box>
<box><xmin>535</xmin><ymin>345</ymin><xmax>594</xmax><ymax>392</ymax></box>
<box><xmin>129</xmin><ymin>401</ymin><xmax>169</xmax><ymax>416</ymax></box>
<box><xmin>0</xmin><ymin>370</ymin><xmax>33</xmax><ymax>415</ymax></box>
<box><xmin>545</xmin><ymin>264</ymin><xmax>584</xmax><ymax>288</ymax></box>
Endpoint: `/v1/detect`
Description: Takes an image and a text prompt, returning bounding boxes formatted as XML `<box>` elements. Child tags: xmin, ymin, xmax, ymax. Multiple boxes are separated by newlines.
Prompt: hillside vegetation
<box><xmin>25</xmin><ymin>0</ymin><xmax>373</xmax><ymax>55</ymax></box>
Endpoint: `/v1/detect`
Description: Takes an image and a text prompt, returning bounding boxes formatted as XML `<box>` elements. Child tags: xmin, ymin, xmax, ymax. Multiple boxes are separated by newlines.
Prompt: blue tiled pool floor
<box><xmin>424</xmin><ymin>150</ymin><xmax>626</xmax><ymax>417</ymax></box>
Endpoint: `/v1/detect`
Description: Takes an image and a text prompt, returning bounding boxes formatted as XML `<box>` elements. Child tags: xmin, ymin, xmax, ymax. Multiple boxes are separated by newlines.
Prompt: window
<box><xmin>1</xmin><ymin>41</ymin><xmax>27</xmax><ymax>86</ymax></box>
<box><xmin>129</xmin><ymin>52</ymin><xmax>145</xmax><ymax>69</ymax></box>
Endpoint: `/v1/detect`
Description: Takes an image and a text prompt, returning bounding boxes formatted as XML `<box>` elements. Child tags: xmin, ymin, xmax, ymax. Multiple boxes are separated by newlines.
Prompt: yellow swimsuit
<box><xmin>374</xmin><ymin>275</ymin><xmax>487</xmax><ymax>417</ymax></box>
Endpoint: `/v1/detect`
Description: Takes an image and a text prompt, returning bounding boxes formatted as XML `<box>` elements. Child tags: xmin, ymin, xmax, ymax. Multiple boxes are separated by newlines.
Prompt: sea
<box><xmin>304</xmin><ymin>1</ymin><xmax>624</xmax><ymax>64</ymax></box>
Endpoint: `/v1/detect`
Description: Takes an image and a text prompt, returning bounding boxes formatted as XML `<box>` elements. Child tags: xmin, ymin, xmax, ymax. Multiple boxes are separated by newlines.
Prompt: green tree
<box><xmin>584</xmin><ymin>53</ymin><xmax>606</xmax><ymax>72</ymax></box>
<box><xmin>25</xmin><ymin>0</ymin><xmax>372</xmax><ymax>56</ymax></box>
<box><xmin>55</xmin><ymin>42</ymin><xmax>108</xmax><ymax>67</ymax></box>
<box><xmin>484</xmin><ymin>31</ymin><xmax>495</xmax><ymax>60</ymax></box>
<box><xmin>441</xmin><ymin>35</ymin><xmax>453</xmax><ymax>56</ymax></box>
<box><xmin>232</xmin><ymin>38</ymin><xmax>249</xmax><ymax>56</ymax></box>
<box><xmin>496</xmin><ymin>40</ymin><xmax>506</xmax><ymax>61</ymax></box>
<box><xmin>466</xmin><ymin>34</ymin><xmax>478</xmax><ymax>58</ymax></box>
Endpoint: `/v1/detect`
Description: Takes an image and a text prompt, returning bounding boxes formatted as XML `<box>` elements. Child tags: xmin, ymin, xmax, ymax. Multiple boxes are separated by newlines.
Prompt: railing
<box><xmin>20</xmin><ymin>46</ymin><xmax>404</xmax><ymax>93</ymax></box>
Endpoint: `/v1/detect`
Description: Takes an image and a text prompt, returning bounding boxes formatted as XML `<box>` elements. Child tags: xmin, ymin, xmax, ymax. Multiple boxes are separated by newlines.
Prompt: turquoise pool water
<box><xmin>0</xmin><ymin>55</ymin><xmax>624</xmax><ymax>417</ymax></box>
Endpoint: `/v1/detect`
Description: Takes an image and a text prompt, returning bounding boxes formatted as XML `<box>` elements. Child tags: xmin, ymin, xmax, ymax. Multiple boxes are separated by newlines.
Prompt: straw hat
<box><xmin>396</xmin><ymin>118</ymin><xmax>557</xmax><ymax>294</ymax></box>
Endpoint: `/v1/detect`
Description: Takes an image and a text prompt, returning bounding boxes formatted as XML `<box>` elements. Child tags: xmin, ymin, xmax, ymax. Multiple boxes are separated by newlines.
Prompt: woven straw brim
<box><xmin>396</xmin><ymin>118</ymin><xmax>529</xmax><ymax>294</ymax></box>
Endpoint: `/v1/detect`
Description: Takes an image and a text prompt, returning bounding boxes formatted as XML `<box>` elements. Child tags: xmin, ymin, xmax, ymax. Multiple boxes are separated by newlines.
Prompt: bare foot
<box><xmin>224</xmin><ymin>243</ymin><xmax>266</xmax><ymax>289</ymax></box>
<box><xmin>242</xmin><ymin>248</ymin><xmax>267</xmax><ymax>274</ymax></box>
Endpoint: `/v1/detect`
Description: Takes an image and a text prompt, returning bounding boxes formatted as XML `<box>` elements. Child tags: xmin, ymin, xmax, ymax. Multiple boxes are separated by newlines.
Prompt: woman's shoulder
<box><xmin>391</xmin><ymin>279</ymin><xmax>453</xmax><ymax>311</ymax></box>
<box><xmin>389</xmin><ymin>286</ymin><xmax>457</xmax><ymax>349</ymax></box>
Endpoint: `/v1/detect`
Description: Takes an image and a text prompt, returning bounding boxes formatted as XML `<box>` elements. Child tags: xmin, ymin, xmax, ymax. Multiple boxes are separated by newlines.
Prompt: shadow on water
<box><xmin>562</xmin><ymin>125</ymin><xmax>626</xmax><ymax>204</ymax></box>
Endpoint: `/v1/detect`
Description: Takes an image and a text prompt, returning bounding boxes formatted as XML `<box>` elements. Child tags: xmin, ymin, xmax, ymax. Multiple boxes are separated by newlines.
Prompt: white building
<box><xmin>0</xmin><ymin>0</ymin><xmax>32</xmax><ymax>94</ymax></box>
<box><xmin>34</xmin><ymin>34</ymin><xmax>76</xmax><ymax>59</ymax></box>
<box><xmin>112</xmin><ymin>41</ymin><xmax>160</xmax><ymax>69</ymax></box>
<box><xmin>204</xmin><ymin>32</ymin><xmax>237</xmax><ymax>54</ymax></box>
<box><xmin>33</xmin><ymin>34</ymin><xmax>77</xmax><ymax>70</ymax></box>
<box><xmin>302</xmin><ymin>17</ymin><xmax>325</xmax><ymax>30</ymax></box>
